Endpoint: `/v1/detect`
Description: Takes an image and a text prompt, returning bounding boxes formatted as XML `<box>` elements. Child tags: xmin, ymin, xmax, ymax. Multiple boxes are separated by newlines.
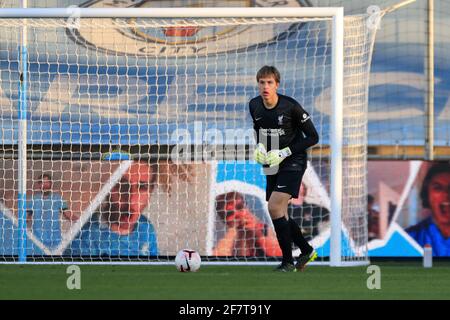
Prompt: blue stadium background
<box><xmin>0</xmin><ymin>0</ymin><xmax>449</xmax><ymax>147</ymax></box>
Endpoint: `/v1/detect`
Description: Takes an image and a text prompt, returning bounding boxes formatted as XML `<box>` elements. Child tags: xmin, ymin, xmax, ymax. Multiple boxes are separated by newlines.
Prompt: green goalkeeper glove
<box><xmin>266</xmin><ymin>147</ymin><xmax>292</xmax><ymax>167</ymax></box>
<box><xmin>253</xmin><ymin>143</ymin><xmax>267</xmax><ymax>165</ymax></box>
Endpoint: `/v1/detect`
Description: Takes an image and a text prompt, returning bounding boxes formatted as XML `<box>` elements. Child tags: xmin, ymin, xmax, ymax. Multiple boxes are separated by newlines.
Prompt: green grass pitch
<box><xmin>1</xmin><ymin>261</ymin><xmax>449</xmax><ymax>300</ymax></box>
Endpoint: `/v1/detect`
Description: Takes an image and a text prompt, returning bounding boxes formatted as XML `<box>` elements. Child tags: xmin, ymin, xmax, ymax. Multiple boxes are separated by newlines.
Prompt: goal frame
<box><xmin>0</xmin><ymin>7</ymin><xmax>356</xmax><ymax>266</ymax></box>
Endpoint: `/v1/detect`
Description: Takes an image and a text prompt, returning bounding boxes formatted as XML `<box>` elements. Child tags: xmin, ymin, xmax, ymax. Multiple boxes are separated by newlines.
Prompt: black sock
<box><xmin>288</xmin><ymin>219</ymin><xmax>313</xmax><ymax>254</ymax></box>
<box><xmin>272</xmin><ymin>217</ymin><xmax>294</xmax><ymax>264</ymax></box>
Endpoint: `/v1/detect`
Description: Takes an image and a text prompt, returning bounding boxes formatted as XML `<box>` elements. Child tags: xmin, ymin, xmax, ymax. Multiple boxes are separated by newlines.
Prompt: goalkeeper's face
<box><xmin>109</xmin><ymin>162</ymin><xmax>153</xmax><ymax>217</ymax></box>
<box><xmin>258</xmin><ymin>76</ymin><xmax>279</xmax><ymax>104</ymax></box>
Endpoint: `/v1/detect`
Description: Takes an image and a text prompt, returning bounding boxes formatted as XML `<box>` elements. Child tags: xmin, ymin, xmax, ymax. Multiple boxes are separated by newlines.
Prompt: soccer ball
<box><xmin>175</xmin><ymin>249</ymin><xmax>201</xmax><ymax>272</ymax></box>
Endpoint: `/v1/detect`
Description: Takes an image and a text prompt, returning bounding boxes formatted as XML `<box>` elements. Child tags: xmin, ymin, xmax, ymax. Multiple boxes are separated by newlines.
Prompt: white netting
<box><xmin>0</xmin><ymin>12</ymin><xmax>376</xmax><ymax>264</ymax></box>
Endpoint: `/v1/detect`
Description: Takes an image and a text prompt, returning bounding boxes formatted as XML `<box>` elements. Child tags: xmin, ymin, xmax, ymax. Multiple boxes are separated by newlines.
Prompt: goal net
<box><xmin>0</xmin><ymin>8</ymin><xmax>378</xmax><ymax>265</ymax></box>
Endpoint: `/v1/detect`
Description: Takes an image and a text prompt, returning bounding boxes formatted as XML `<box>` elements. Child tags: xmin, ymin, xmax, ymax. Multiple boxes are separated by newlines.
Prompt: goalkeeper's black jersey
<box><xmin>249</xmin><ymin>94</ymin><xmax>319</xmax><ymax>171</ymax></box>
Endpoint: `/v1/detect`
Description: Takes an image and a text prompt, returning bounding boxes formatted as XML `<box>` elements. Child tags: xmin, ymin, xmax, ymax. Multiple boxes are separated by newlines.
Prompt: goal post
<box><xmin>0</xmin><ymin>7</ymin><xmax>375</xmax><ymax>266</ymax></box>
<box><xmin>330</xmin><ymin>7</ymin><xmax>344</xmax><ymax>267</ymax></box>
<box><xmin>0</xmin><ymin>7</ymin><xmax>344</xmax><ymax>18</ymax></box>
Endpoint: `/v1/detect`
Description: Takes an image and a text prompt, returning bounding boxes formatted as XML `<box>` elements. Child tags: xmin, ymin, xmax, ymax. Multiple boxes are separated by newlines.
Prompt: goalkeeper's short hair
<box><xmin>256</xmin><ymin>65</ymin><xmax>281</xmax><ymax>83</ymax></box>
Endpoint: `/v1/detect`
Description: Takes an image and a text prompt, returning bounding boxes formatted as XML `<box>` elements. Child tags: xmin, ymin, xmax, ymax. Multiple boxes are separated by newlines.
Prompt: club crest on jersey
<box><xmin>69</xmin><ymin>0</ymin><xmax>306</xmax><ymax>57</ymax></box>
<box><xmin>278</xmin><ymin>115</ymin><xmax>284</xmax><ymax>125</ymax></box>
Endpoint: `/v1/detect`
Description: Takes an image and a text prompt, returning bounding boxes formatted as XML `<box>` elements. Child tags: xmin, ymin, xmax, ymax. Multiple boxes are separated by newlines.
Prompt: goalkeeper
<box><xmin>249</xmin><ymin>65</ymin><xmax>319</xmax><ymax>272</ymax></box>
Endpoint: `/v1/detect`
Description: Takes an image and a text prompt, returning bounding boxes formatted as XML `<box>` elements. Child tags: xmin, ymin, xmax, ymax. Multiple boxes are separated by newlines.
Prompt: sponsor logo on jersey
<box><xmin>260</xmin><ymin>128</ymin><xmax>285</xmax><ymax>136</ymax></box>
<box><xmin>70</xmin><ymin>0</ymin><xmax>305</xmax><ymax>57</ymax></box>
<box><xmin>301</xmin><ymin>113</ymin><xmax>310</xmax><ymax>123</ymax></box>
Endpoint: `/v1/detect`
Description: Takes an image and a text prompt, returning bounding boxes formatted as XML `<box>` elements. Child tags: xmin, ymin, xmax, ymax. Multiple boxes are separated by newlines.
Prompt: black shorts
<box><xmin>266</xmin><ymin>169</ymin><xmax>306</xmax><ymax>201</ymax></box>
